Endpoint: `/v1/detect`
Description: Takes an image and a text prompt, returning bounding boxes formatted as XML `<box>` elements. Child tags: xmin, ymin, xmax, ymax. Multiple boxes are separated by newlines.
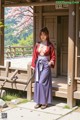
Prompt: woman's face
<box><xmin>40</xmin><ymin>32</ymin><xmax>47</xmax><ymax>42</ymax></box>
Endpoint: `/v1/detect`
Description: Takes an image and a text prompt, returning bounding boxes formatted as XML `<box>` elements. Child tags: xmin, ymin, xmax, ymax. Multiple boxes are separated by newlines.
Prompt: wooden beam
<box><xmin>39</xmin><ymin>0</ymin><xmax>47</xmax><ymax>2</ymax></box>
<box><xmin>67</xmin><ymin>4</ymin><xmax>76</xmax><ymax>108</ymax></box>
<box><xmin>3</xmin><ymin>1</ymin><xmax>56</xmax><ymax>7</ymax></box>
<box><xmin>26</xmin><ymin>0</ymin><xmax>32</xmax><ymax>2</ymax></box>
<box><xmin>0</xmin><ymin>0</ymin><xmax>4</xmax><ymax>65</ymax></box>
<box><xmin>42</xmin><ymin>11</ymin><xmax>68</xmax><ymax>16</ymax></box>
<box><xmin>34</xmin><ymin>10</ymin><xmax>69</xmax><ymax>16</ymax></box>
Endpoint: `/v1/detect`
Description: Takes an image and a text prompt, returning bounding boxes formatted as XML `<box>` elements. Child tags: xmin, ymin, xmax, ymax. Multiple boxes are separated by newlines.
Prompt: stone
<box><xmin>0</xmin><ymin>90</ymin><xmax>6</xmax><ymax>98</ymax></box>
<box><xmin>0</xmin><ymin>99</ymin><xmax>7</xmax><ymax>108</ymax></box>
<box><xmin>11</xmin><ymin>99</ymin><xmax>20</xmax><ymax>105</ymax></box>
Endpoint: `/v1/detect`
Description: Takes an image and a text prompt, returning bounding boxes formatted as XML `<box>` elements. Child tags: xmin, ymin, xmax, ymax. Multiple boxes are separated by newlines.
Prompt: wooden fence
<box><xmin>0</xmin><ymin>61</ymin><xmax>34</xmax><ymax>100</ymax></box>
<box><xmin>4</xmin><ymin>46</ymin><xmax>33</xmax><ymax>58</ymax></box>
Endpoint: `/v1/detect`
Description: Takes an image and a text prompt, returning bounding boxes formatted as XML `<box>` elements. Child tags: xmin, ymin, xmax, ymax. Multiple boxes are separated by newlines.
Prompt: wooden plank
<box><xmin>67</xmin><ymin>4</ymin><xmax>76</xmax><ymax>108</ymax></box>
<box><xmin>0</xmin><ymin>0</ymin><xmax>4</xmax><ymax>65</ymax></box>
<box><xmin>0</xmin><ymin>77</ymin><xmax>29</xmax><ymax>84</ymax></box>
<box><xmin>0</xmin><ymin>66</ymin><xmax>27</xmax><ymax>73</ymax></box>
<box><xmin>0</xmin><ymin>81</ymin><xmax>28</xmax><ymax>91</ymax></box>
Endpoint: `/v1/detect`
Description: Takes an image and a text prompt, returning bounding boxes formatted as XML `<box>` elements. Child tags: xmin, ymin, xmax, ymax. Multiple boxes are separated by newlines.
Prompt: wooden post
<box><xmin>9</xmin><ymin>46</ymin><xmax>12</xmax><ymax>58</ymax></box>
<box><xmin>75</xmin><ymin>4</ymin><xmax>79</xmax><ymax>78</ymax></box>
<box><xmin>5</xmin><ymin>61</ymin><xmax>11</xmax><ymax>77</ymax></box>
<box><xmin>13</xmin><ymin>47</ymin><xmax>16</xmax><ymax>57</ymax></box>
<box><xmin>67</xmin><ymin>4</ymin><xmax>76</xmax><ymax>108</ymax></box>
<box><xmin>0</xmin><ymin>0</ymin><xmax>4</xmax><ymax>65</ymax></box>
<box><xmin>33</xmin><ymin>7</ymin><xmax>36</xmax><ymax>45</ymax></box>
<box><xmin>33</xmin><ymin>6</ymin><xmax>42</xmax><ymax>45</ymax></box>
<box><xmin>27</xmin><ymin>62</ymin><xmax>32</xmax><ymax>100</ymax></box>
<box><xmin>39</xmin><ymin>6</ymin><xmax>42</xmax><ymax>31</ymax></box>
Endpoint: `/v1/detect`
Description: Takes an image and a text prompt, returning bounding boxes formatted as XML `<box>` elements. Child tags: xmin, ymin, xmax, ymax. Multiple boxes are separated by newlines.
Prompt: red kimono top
<box><xmin>31</xmin><ymin>41</ymin><xmax>56</xmax><ymax>70</ymax></box>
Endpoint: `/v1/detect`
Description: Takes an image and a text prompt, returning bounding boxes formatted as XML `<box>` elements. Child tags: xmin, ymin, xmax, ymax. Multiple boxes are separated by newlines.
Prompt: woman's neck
<box><xmin>41</xmin><ymin>40</ymin><xmax>47</xmax><ymax>45</ymax></box>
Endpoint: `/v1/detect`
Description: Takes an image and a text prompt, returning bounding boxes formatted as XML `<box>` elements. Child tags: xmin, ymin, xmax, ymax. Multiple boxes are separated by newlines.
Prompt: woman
<box><xmin>31</xmin><ymin>27</ymin><xmax>56</xmax><ymax>109</ymax></box>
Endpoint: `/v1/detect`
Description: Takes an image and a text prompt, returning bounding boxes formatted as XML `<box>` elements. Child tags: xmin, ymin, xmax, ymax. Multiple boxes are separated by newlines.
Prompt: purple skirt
<box><xmin>34</xmin><ymin>56</ymin><xmax>52</xmax><ymax>104</ymax></box>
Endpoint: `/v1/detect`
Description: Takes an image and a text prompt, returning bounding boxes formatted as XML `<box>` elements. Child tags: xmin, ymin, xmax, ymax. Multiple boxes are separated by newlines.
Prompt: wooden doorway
<box><xmin>57</xmin><ymin>16</ymin><xmax>68</xmax><ymax>76</ymax></box>
<box><xmin>43</xmin><ymin>16</ymin><xmax>57</xmax><ymax>77</ymax></box>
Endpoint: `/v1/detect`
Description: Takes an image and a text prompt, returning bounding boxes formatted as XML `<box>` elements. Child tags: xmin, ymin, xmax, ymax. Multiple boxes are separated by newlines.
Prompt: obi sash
<box><xmin>35</xmin><ymin>55</ymin><xmax>50</xmax><ymax>82</ymax></box>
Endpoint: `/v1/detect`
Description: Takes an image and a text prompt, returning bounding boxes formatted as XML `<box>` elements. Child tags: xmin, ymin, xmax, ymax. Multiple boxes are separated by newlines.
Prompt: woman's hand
<box><xmin>48</xmin><ymin>61</ymin><xmax>52</xmax><ymax>66</ymax></box>
<box><xmin>48</xmin><ymin>61</ymin><xmax>54</xmax><ymax>66</ymax></box>
<box><xmin>31</xmin><ymin>67</ymin><xmax>35</xmax><ymax>74</ymax></box>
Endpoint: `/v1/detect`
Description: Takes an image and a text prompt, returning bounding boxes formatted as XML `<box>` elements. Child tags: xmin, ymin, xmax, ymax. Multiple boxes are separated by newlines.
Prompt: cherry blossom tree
<box><xmin>5</xmin><ymin>6</ymin><xmax>33</xmax><ymax>35</ymax></box>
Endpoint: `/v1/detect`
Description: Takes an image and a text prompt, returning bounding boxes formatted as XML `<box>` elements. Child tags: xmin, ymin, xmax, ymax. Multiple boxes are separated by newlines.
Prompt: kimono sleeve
<box><xmin>50</xmin><ymin>44</ymin><xmax>56</xmax><ymax>68</ymax></box>
<box><xmin>31</xmin><ymin>44</ymin><xmax>38</xmax><ymax>70</ymax></box>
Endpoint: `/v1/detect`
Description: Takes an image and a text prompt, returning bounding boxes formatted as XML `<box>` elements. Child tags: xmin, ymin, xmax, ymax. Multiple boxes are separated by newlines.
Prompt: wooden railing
<box><xmin>4</xmin><ymin>46</ymin><xmax>33</xmax><ymax>58</ymax></box>
<box><xmin>0</xmin><ymin>61</ymin><xmax>34</xmax><ymax>100</ymax></box>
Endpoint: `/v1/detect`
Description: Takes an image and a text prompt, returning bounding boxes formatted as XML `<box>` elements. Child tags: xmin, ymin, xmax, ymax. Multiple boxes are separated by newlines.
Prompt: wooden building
<box><xmin>0</xmin><ymin>0</ymin><xmax>80</xmax><ymax>108</ymax></box>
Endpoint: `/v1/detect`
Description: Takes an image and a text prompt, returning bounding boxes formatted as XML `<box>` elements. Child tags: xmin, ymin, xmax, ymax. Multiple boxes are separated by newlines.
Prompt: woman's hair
<box><xmin>39</xmin><ymin>27</ymin><xmax>50</xmax><ymax>41</ymax></box>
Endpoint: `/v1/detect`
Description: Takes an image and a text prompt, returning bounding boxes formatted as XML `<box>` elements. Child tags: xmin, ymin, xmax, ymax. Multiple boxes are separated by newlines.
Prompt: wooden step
<box><xmin>52</xmin><ymin>85</ymin><xmax>67</xmax><ymax>92</ymax></box>
<box><xmin>52</xmin><ymin>90</ymin><xmax>67</xmax><ymax>98</ymax></box>
<box><xmin>32</xmin><ymin>84</ymin><xmax>67</xmax><ymax>92</ymax></box>
<box><xmin>32</xmin><ymin>88</ymin><xmax>67</xmax><ymax>98</ymax></box>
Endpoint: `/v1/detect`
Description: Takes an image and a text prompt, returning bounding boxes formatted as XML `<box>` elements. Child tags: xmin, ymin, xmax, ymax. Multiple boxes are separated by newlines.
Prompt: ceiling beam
<box><xmin>3</xmin><ymin>1</ymin><xmax>56</xmax><ymax>7</ymax></box>
<box><xmin>26</xmin><ymin>0</ymin><xmax>32</xmax><ymax>2</ymax></box>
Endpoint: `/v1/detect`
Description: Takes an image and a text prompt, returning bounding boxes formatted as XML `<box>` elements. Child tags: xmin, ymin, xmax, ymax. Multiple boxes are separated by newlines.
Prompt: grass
<box><xmin>2</xmin><ymin>93</ymin><xmax>19</xmax><ymax>101</ymax></box>
<box><xmin>63</xmin><ymin>105</ymin><xmax>70</xmax><ymax>109</ymax></box>
<box><xmin>1</xmin><ymin>89</ymin><xmax>29</xmax><ymax>104</ymax></box>
<box><xmin>18</xmin><ymin>98</ymin><xmax>28</xmax><ymax>104</ymax></box>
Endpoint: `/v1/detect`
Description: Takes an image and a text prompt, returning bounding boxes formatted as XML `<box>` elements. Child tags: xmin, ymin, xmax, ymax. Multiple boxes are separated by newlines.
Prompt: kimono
<box><xmin>31</xmin><ymin>41</ymin><xmax>56</xmax><ymax>104</ymax></box>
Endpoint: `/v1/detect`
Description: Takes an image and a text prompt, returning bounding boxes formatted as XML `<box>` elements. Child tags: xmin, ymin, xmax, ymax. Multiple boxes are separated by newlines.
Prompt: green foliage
<box><xmin>2</xmin><ymin>89</ymin><xmax>29</xmax><ymax>103</ymax></box>
<box><xmin>63</xmin><ymin>105</ymin><xmax>70</xmax><ymax>109</ymax></box>
<box><xmin>2</xmin><ymin>93</ymin><xmax>19</xmax><ymax>101</ymax></box>
<box><xmin>5</xmin><ymin>7</ymin><xmax>33</xmax><ymax>46</ymax></box>
<box><xmin>0</xmin><ymin>21</ymin><xmax>5</xmax><ymax>35</ymax></box>
<box><xmin>12</xmin><ymin>33</ymin><xmax>33</xmax><ymax>46</ymax></box>
<box><xmin>19</xmin><ymin>99</ymin><xmax>28</xmax><ymax>104</ymax></box>
<box><xmin>0</xmin><ymin>21</ymin><xmax>3</xmax><ymax>27</ymax></box>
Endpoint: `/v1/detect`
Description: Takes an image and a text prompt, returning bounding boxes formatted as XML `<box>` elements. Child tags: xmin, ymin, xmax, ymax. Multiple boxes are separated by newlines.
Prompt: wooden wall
<box><xmin>57</xmin><ymin>16</ymin><xmax>68</xmax><ymax>76</ymax></box>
